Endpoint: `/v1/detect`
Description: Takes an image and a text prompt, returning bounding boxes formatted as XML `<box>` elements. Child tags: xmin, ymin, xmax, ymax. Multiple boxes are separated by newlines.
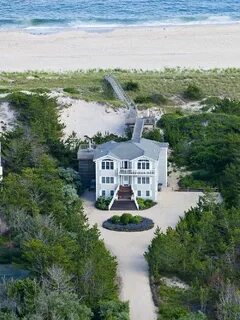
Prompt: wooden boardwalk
<box><xmin>104</xmin><ymin>74</ymin><xmax>155</xmax><ymax>130</ymax></box>
<box><xmin>132</xmin><ymin>118</ymin><xmax>145</xmax><ymax>142</ymax></box>
<box><xmin>104</xmin><ymin>74</ymin><xmax>136</xmax><ymax>108</ymax></box>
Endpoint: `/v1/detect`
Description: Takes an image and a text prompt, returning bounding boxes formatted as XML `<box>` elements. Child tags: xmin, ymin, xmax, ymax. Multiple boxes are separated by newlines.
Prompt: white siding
<box><xmin>95</xmin><ymin>157</ymin><xmax>119</xmax><ymax>199</ymax></box>
<box><xmin>94</xmin><ymin>148</ymin><xmax>168</xmax><ymax>202</ymax></box>
<box><xmin>131</xmin><ymin>157</ymin><xmax>158</xmax><ymax>201</ymax></box>
<box><xmin>158</xmin><ymin>147</ymin><xmax>168</xmax><ymax>187</ymax></box>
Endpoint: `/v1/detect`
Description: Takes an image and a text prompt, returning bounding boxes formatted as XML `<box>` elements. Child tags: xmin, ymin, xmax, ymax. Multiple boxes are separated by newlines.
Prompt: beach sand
<box><xmin>0</xmin><ymin>102</ymin><xmax>15</xmax><ymax>133</ymax></box>
<box><xmin>1</xmin><ymin>24</ymin><xmax>240</xmax><ymax>71</ymax></box>
<box><xmin>59</xmin><ymin>97</ymin><xmax>127</xmax><ymax>139</ymax></box>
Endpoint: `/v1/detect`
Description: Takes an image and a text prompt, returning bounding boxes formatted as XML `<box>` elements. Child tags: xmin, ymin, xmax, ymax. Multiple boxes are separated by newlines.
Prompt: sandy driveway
<box><xmin>83</xmin><ymin>190</ymin><xmax>202</xmax><ymax>320</ymax></box>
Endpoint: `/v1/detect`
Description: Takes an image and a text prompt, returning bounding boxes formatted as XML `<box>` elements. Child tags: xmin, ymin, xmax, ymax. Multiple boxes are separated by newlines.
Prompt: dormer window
<box><xmin>102</xmin><ymin>159</ymin><xmax>114</xmax><ymax>170</ymax></box>
<box><xmin>137</xmin><ymin>160</ymin><xmax>150</xmax><ymax>170</ymax></box>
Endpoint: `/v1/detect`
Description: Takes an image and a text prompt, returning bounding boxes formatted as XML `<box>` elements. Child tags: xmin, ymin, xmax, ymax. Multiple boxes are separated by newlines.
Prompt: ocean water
<box><xmin>1</xmin><ymin>0</ymin><xmax>240</xmax><ymax>32</ymax></box>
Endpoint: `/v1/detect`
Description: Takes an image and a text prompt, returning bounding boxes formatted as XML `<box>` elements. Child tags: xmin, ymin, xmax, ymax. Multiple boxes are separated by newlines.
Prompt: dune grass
<box><xmin>1</xmin><ymin>68</ymin><xmax>240</xmax><ymax>105</ymax></box>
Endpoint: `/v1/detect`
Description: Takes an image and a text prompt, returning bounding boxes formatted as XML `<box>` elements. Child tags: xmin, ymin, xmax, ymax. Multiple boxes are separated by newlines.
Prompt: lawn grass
<box><xmin>1</xmin><ymin>69</ymin><xmax>240</xmax><ymax>105</ymax></box>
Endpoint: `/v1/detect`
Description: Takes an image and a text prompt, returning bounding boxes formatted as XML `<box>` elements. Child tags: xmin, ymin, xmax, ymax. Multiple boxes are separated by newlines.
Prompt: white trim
<box><xmin>137</xmin><ymin>177</ymin><xmax>150</xmax><ymax>184</ymax></box>
<box><xmin>134</xmin><ymin>155</ymin><xmax>156</xmax><ymax>162</ymax></box>
<box><xmin>93</xmin><ymin>155</ymin><xmax>120</xmax><ymax>162</ymax></box>
<box><xmin>145</xmin><ymin>190</ymin><xmax>151</xmax><ymax>197</ymax></box>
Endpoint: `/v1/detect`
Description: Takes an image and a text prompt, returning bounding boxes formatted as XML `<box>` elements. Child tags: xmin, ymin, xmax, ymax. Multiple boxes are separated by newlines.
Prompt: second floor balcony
<box><xmin>118</xmin><ymin>168</ymin><xmax>155</xmax><ymax>176</ymax></box>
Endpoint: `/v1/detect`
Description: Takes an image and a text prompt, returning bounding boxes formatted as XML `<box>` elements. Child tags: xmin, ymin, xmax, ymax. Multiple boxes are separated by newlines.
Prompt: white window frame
<box><xmin>137</xmin><ymin>190</ymin><xmax>141</xmax><ymax>197</ymax></box>
<box><xmin>101</xmin><ymin>177</ymin><xmax>114</xmax><ymax>184</ymax></box>
<box><xmin>102</xmin><ymin>160</ymin><xmax>114</xmax><ymax>170</ymax></box>
<box><xmin>102</xmin><ymin>190</ymin><xmax>106</xmax><ymax>197</ymax></box>
<box><xmin>146</xmin><ymin>190</ymin><xmax>150</xmax><ymax>197</ymax></box>
<box><xmin>137</xmin><ymin>160</ymin><xmax>150</xmax><ymax>170</ymax></box>
<box><xmin>137</xmin><ymin>177</ymin><xmax>150</xmax><ymax>184</ymax></box>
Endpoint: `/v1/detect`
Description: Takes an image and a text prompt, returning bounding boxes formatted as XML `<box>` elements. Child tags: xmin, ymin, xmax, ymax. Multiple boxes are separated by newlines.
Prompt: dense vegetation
<box><xmin>158</xmin><ymin>101</ymin><xmax>240</xmax><ymax>206</ymax></box>
<box><xmin>0</xmin><ymin>93</ymin><xmax>129</xmax><ymax>319</ymax></box>
<box><xmin>146</xmin><ymin>98</ymin><xmax>240</xmax><ymax>319</ymax></box>
<box><xmin>183</xmin><ymin>84</ymin><xmax>204</xmax><ymax>100</ymax></box>
<box><xmin>2</xmin><ymin>69</ymin><xmax>240</xmax><ymax>107</ymax></box>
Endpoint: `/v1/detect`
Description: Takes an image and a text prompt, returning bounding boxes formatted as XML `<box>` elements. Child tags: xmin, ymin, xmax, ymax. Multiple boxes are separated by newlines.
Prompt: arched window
<box><xmin>137</xmin><ymin>160</ymin><xmax>150</xmax><ymax>170</ymax></box>
<box><xmin>102</xmin><ymin>159</ymin><xmax>114</xmax><ymax>170</ymax></box>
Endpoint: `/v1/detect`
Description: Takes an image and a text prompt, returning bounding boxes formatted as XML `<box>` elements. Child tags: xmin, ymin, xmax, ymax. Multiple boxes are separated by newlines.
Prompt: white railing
<box><xmin>108</xmin><ymin>185</ymin><xmax>120</xmax><ymax>210</ymax></box>
<box><xmin>131</xmin><ymin>190</ymin><xmax>139</xmax><ymax>210</ymax></box>
<box><xmin>119</xmin><ymin>168</ymin><xmax>155</xmax><ymax>176</ymax></box>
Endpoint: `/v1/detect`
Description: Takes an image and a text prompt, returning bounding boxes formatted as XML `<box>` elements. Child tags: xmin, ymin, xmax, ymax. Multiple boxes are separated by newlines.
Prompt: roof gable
<box><xmin>93</xmin><ymin>138</ymin><xmax>168</xmax><ymax>161</ymax></box>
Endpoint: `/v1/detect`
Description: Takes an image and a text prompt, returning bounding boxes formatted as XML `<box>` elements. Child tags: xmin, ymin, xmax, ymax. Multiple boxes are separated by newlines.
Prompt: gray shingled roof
<box><xmin>93</xmin><ymin>138</ymin><xmax>168</xmax><ymax>161</ymax></box>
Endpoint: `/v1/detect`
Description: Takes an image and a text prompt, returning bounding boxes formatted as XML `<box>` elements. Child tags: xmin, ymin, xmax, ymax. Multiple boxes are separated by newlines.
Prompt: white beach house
<box><xmin>78</xmin><ymin>119</ymin><xmax>168</xmax><ymax>210</ymax></box>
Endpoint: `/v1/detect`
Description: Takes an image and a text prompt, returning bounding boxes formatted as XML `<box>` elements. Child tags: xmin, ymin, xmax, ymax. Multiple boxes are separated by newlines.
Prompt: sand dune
<box><xmin>59</xmin><ymin>97</ymin><xmax>127</xmax><ymax>139</ymax></box>
<box><xmin>1</xmin><ymin>24</ymin><xmax>240</xmax><ymax>71</ymax></box>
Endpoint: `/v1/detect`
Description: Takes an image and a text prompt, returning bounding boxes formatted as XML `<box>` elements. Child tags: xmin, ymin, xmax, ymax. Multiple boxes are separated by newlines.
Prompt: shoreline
<box><xmin>1</xmin><ymin>22</ymin><xmax>240</xmax><ymax>35</ymax></box>
<box><xmin>1</xmin><ymin>24</ymin><xmax>240</xmax><ymax>71</ymax></box>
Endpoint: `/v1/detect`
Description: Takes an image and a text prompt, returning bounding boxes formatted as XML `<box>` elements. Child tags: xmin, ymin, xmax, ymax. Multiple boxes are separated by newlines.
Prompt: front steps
<box><xmin>117</xmin><ymin>185</ymin><xmax>133</xmax><ymax>200</ymax></box>
<box><xmin>111</xmin><ymin>200</ymin><xmax>138</xmax><ymax>211</ymax></box>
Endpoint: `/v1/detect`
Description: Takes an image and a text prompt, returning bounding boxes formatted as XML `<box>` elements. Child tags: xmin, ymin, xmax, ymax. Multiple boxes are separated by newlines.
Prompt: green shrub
<box><xmin>98</xmin><ymin>300</ymin><xmax>130</xmax><ymax>320</ymax></box>
<box><xmin>178</xmin><ymin>175</ymin><xmax>210</xmax><ymax>190</ymax></box>
<box><xmin>134</xmin><ymin>95</ymin><xmax>152</xmax><ymax>104</ymax></box>
<box><xmin>137</xmin><ymin>198</ymin><xmax>155</xmax><ymax>210</ymax></box>
<box><xmin>156</xmin><ymin>283</ymin><xmax>194</xmax><ymax>320</ymax></box>
<box><xmin>95</xmin><ymin>196</ymin><xmax>112</xmax><ymax>210</ymax></box>
<box><xmin>109</xmin><ymin>214</ymin><xmax>142</xmax><ymax>225</ymax></box>
<box><xmin>134</xmin><ymin>93</ymin><xmax>168</xmax><ymax>105</ymax></box>
<box><xmin>131</xmin><ymin>215</ymin><xmax>142</xmax><ymax>224</ymax></box>
<box><xmin>183</xmin><ymin>84</ymin><xmax>203</xmax><ymax>100</ymax></box>
<box><xmin>179</xmin><ymin>312</ymin><xmax>207</xmax><ymax>320</ymax></box>
<box><xmin>103</xmin><ymin>216</ymin><xmax>154</xmax><ymax>232</ymax></box>
<box><xmin>30</xmin><ymin>88</ymin><xmax>51</xmax><ymax>94</ymax></box>
<box><xmin>124</xmin><ymin>81</ymin><xmax>139</xmax><ymax>91</ymax></box>
<box><xmin>120</xmin><ymin>213</ymin><xmax>133</xmax><ymax>225</ymax></box>
<box><xmin>151</xmin><ymin>93</ymin><xmax>168</xmax><ymax>105</ymax></box>
<box><xmin>0</xmin><ymin>88</ymin><xmax>10</xmax><ymax>94</ymax></box>
<box><xmin>63</xmin><ymin>87</ymin><xmax>79</xmax><ymax>95</ymax></box>
<box><xmin>201</xmin><ymin>96</ymin><xmax>221</xmax><ymax>107</ymax></box>
<box><xmin>111</xmin><ymin>215</ymin><xmax>121</xmax><ymax>224</ymax></box>
<box><xmin>136</xmin><ymin>198</ymin><xmax>145</xmax><ymax>210</ymax></box>
<box><xmin>159</xmin><ymin>305</ymin><xmax>189</xmax><ymax>320</ymax></box>
<box><xmin>143</xmin><ymin>128</ymin><xmax>163</xmax><ymax>142</ymax></box>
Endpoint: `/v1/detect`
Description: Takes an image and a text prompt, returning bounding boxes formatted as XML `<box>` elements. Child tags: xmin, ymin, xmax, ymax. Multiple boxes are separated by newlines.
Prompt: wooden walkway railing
<box><xmin>104</xmin><ymin>74</ymin><xmax>136</xmax><ymax>109</ymax></box>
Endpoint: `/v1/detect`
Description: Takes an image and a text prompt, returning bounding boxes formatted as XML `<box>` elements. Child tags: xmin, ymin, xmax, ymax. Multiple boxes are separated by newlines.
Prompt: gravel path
<box><xmin>83</xmin><ymin>190</ymin><xmax>202</xmax><ymax>320</ymax></box>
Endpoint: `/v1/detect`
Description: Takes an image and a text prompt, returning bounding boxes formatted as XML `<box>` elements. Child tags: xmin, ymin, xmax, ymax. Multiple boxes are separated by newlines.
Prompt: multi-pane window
<box><xmin>102</xmin><ymin>190</ymin><xmax>106</xmax><ymax>197</ymax></box>
<box><xmin>137</xmin><ymin>177</ymin><xmax>150</xmax><ymax>184</ymax></box>
<box><xmin>110</xmin><ymin>190</ymin><xmax>114</xmax><ymax>196</ymax></box>
<box><xmin>102</xmin><ymin>160</ymin><xmax>114</xmax><ymax>170</ymax></box>
<box><xmin>102</xmin><ymin>177</ymin><xmax>114</xmax><ymax>184</ymax></box>
<box><xmin>137</xmin><ymin>160</ymin><xmax>150</xmax><ymax>170</ymax></box>
<box><xmin>137</xmin><ymin>190</ymin><xmax>141</xmax><ymax>197</ymax></box>
<box><xmin>146</xmin><ymin>191</ymin><xmax>150</xmax><ymax>197</ymax></box>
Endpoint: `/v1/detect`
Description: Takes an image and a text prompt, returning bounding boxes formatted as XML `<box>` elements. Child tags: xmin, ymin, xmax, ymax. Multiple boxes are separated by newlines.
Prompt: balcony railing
<box><xmin>119</xmin><ymin>168</ymin><xmax>155</xmax><ymax>175</ymax></box>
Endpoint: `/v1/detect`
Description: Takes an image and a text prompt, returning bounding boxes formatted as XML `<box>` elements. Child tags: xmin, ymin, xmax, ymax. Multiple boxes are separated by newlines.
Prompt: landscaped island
<box><xmin>103</xmin><ymin>213</ymin><xmax>154</xmax><ymax>232</ymax></box>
